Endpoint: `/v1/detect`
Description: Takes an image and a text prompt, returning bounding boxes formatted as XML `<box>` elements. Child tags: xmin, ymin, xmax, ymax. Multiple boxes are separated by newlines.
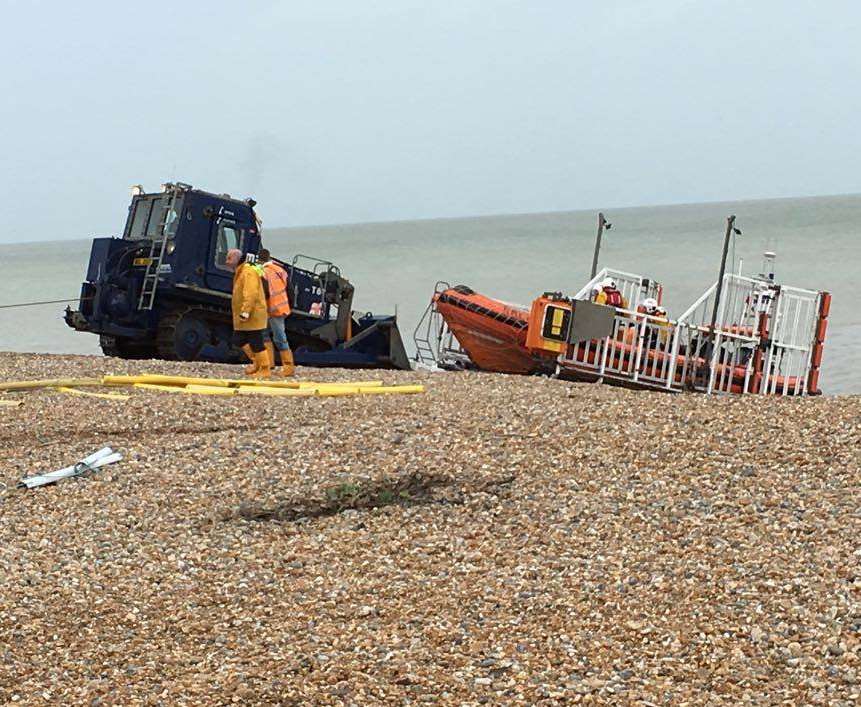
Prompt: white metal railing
<box><xmin>573</xmin><ymin>267</ymin><xmax>661</xmax><ymax>313</ymax></box>
<box><xmin>760</xmin><ymin>284</ymin><xmax>821</xmax><ymax>396</ymax></box>
<box><xmin>559</xmin><ymin>273</ymin><xmax>822</xmax><ymax>396</ymax></box>
<box><xmin>562</xmin><ymin>307</ymin><xmax>687</xmax><ymax>391</ymax></box>
<box><xmin>674</xmin><ymin>275</ymin><xmax>765</xmax><ymax>395</ymax></box>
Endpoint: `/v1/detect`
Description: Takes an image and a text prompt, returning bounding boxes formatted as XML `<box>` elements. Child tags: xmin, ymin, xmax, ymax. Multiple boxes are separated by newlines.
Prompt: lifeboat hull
<box><xmin>434</xmin><ymin>287</ymin><xmax>554</xmax><ymax>375</ymax></box>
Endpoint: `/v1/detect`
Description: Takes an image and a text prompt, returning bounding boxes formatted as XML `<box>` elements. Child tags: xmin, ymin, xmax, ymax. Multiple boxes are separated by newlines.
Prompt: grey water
<box><xmin>3</xmin><ymin>194</ymin><xmax>859</xmax><ymax>394</ymax></box>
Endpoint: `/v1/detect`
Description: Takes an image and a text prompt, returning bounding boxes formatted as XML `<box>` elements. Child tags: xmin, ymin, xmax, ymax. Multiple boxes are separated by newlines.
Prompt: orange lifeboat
<box><xmin>419</xmin><ymin>281</ymin><xmax>830</xmax><ymax>397</ymax></box>
<box><xmin>433</xmin><ymin>286</ymin><xmax>557</xmax><ymax>374</ymax></box>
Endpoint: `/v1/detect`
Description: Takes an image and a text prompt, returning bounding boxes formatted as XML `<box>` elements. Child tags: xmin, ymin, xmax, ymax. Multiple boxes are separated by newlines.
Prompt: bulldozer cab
<box><xmin>122</xmin><ymin>185</ymin><xmax>261</xmax><ymax>294</ymax></box>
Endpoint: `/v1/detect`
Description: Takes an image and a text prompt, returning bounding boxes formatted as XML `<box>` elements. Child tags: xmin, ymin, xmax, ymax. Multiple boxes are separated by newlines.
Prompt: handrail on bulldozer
<box><xmin>291</xmin><ymin>254</ymin><xmax>342</xmax><ymax>279</ymax></box>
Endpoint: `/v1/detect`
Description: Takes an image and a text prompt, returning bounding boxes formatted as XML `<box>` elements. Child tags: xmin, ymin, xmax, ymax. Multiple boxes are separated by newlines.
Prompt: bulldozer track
<box><xmin>156</xmin><ymin>304</ymin><xmax>230</xmax><ymax>361</ymax></box>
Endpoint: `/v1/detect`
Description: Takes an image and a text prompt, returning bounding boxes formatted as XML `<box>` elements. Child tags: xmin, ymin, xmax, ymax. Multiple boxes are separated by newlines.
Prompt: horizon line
<box><xmin>8</xmin><ymin>189</ymin><xmax>860</xmax><ymax>247</ymax></box>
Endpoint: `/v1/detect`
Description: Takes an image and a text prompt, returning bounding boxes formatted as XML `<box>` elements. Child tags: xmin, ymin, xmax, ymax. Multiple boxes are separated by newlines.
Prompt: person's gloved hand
<box><xmin>240</xmin><ymin>312</ymin><xmax>250</xmax><ymax>321</ymax></box>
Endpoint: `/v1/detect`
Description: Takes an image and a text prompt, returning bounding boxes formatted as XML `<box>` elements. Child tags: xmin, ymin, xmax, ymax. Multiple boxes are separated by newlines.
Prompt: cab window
<box><xmin>125</xmin><ymin>196</ymin><xmax>184</xmax><ymax>240</ymax></box>
<box><xmin>214</xmin><ymin>221</ymin><xmax>244</xmax><ymax>270</ymax></box>
<box><xmin>126</xmin><ymin>199</ymin><xmax>152</xmax><ymax>239</ymax></box>
<box><xmin>146</xmin><ymin>197</ymin><xmax>183</xmax><ymax>238</ymax></box>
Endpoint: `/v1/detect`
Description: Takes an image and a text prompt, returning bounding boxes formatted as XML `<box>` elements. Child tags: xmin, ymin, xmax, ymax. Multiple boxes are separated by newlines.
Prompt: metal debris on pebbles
<box><xmin>0</xmin><ymin>352</ymin><xmax>858</xmax><ymax>705</ymax></box>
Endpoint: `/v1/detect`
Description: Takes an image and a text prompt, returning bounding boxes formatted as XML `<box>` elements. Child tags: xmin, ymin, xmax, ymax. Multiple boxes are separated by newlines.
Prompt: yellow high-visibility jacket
<box><xmin>232</xmin><ymin>262</ymin><xmax>268</xmax><ymax>331</ymax></box>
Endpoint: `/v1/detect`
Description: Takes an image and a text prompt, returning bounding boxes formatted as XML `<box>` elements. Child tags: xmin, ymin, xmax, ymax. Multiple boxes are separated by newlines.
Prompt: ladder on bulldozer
<box><xmin>137</xmin><ymin>184</ymin><xmax>184</xmax><ymax>311</ymax></box>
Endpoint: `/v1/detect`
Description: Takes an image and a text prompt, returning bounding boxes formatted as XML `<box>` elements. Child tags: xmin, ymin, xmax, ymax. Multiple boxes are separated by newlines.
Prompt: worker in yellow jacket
<box><xmin>593</xmin><ymin>277</ymin><xmax>628</xmax><ymax>309</ymax></box>
<box><xmin>225</xmin><ymin>249</ymin><xmax>270</xmax><ymax>378</ymax></box>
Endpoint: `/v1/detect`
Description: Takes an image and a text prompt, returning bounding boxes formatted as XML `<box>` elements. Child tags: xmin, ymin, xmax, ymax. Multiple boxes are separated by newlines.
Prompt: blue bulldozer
<box><xmin>65</xmin><ymin>182</ymin><xmax>410</xmax><ymax>369</ymax></box>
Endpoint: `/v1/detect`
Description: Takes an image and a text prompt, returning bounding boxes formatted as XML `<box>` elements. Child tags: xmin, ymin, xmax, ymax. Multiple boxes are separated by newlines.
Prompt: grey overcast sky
<box><xmin>1</xmin><ymin>0</ymin><xmax>859</xmax><ymax>243</ymax></box>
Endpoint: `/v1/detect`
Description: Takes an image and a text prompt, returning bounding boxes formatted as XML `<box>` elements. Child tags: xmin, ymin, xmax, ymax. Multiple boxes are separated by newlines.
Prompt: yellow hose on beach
<box><xmin>133</xmin><ymin>383</ymin><xmax>238</xmax><ymax>396</ymax></box>
<box><xmin>0</xmin><ymin>378</ymin><xmax>103</xmax><ymax>392</ymax></box>
<box><xmin>105</xmin><ymin>374</ymin><xmax>242</xmax><ymax>388</ymax></box>
<box><xmin>236</xmin><ymin>386</ymin><xmax>316</xmax><ymax>397</ymax></box>
<box><xmin>359</xmin><ymin>385</ymin><xmax>424</xmax><ymax>395</ymax></box>
<box><xmin>55</xmin><ymin>387</ymin><xmax>130</xmax><ymax>401</ymax></box>
<box><xmin>103</xmin><ymin>374</ymin><xmax>385</xmax><ymax>389</ymax></box>
<box><xmin>307</xmin><ymin>387</ymin><xmax>363</xmax><ymax>396</ymax></box>
<box><xmin>132</xmin><ymin>383</ymin><xmax>195</xmax><ymax>394</ymax></box>
<box><xmin>296</xmin><ymin>381</ymin><xmax>383</xmax><ymax>389</ymax></box>
<box><xmin>236</xmin><ymin>384</ymin><xmax>421</xmax><ymax>397</ymax></box>
<box><xmin>184</xmin><ymin>385</ymin><xmax>237</xmax><ymax>396</ymax></box>
<box><xmin>2</xmin><ymin>374</ymin><xmax>424</xmax><ymax>398</ymax></box>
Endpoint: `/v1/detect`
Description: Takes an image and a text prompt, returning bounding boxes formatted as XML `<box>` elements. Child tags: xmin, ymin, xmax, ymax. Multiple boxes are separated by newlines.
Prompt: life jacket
<box><xmin>603</xmin><ymin>288</ymin><xmax>623</xmax><ymax>307</ymax></box>
<box><xmin>250</xmin><ymin>262</ymin><xmax>270</xmax><ymax>300</ymax></box>
<box><xmin>262</xmin><ymin>261</ymin><xmax>291</xmax><ymax>317</ymax></box>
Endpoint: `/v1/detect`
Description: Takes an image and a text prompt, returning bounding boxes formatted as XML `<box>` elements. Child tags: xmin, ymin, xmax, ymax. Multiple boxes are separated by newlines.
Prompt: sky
<box><xmin>1</xmin><ymin>0</ymin><xmax>859</xmax><ymax>243</ymax></box>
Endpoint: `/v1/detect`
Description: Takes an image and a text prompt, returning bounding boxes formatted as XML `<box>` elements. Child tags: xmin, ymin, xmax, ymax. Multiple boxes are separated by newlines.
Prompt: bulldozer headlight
<box><xmin>165</xmin><ymin>240</ymin><xmax>176</xmax><ymax>255</ymax></box>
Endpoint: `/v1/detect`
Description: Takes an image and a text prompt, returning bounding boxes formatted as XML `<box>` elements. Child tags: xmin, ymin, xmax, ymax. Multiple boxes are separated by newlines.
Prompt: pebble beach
<box><xmin>0</xmin><ymin>351</ymin><xmax>859</xmax><ymax>705</ymax></box>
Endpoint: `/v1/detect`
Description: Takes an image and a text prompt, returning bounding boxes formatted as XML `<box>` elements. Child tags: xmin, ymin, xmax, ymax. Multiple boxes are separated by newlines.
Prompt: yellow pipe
<box><xmin>130</xmin><ymin>381</ymin><xmax>424</xmax><ymax>398</ymax></box>
<box><xmin>0</xmin><ymin>375</ymin><xmax>417</xmax><ymax>402</ymax></box>
<box><xmin>0</xmin><ymin>400</ymin><xmax>22</xmax><ymax>407</ymax></box>
<box><xmin>310</xmin><ymin>387</ymin><xmax>363</xmax><ymax>396</ymax></box>
<box><xmin>236</xmin><ymin>386</ymin><xmax>315</xmax><ymax>396</ymax></box>
<box><xmin>185</xmin><ymin>385</ymin><xmax>236</xmax><ymax>396</ymax></box>
<box><xmin>236</xmin><ymin>386</ymin><xmax>386</xmax><ymax>397</ymax></box>
<box><xmin>203</xmin><ymin>378</ymin><xmax>383</xmax><ymax>389</ymax></box>
<box><xmin>359</xmin><ymin>385</ymin><xmax>425</xmax><ymax>395</ymax></box>
<box><xmin>135</xmin><ymin>383</ymin><xmax>241</xmax><ymax>396</ymax></box>
<box><xmin>105</xmin><ymin>374</ymin><xmax>388</xmax><ymax>390</ymax></box>
<box><xmin>0</xmin><ymin>378</ymin><xmax>103</xmax><ymax>392</ymax></box>
<box><xmin>105</xmin><ymin>374</ymin><xmax>234</xmax><ymax>388</ymax></box>
<box><xmin>105</xmin><ymin>374</ymin><xmax>308</xmax><ymax>389</ymax></box>
<box><xmin>133</xmin><ymin>383</ymin><xmax>192</xmax><ymax>394</ymax></box>
<box><xmin>296</xmin><ymin>380</ymin><xmax>383</xmax><ymax>389</ymax></box>
<box><xmin>239</xmin><ymin>384</ymin><xmax>421</xmax><ymax>397</ymax></box>
<box><xmin>55</xmin><ymin>387</ymin><xmax>130</xmax><ymax>400</ymax></box>
<box><xmin>226</xmin><ymin>378</ymin><xmax>301</xmax><ymax>388</ymax></box>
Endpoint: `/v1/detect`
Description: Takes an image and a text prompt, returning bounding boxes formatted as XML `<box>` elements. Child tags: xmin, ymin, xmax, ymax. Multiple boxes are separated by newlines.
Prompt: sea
<box><xmin>3</xmin><ymin>194</ymin><xmax>859</xmax><ymax>394</ymax></box>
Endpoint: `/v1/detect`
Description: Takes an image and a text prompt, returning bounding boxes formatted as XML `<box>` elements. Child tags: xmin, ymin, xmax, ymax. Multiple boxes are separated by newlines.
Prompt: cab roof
<box><xmin>139</xmin><ymin>182</ymin><xmax>255</xmax><ymax>209</ymax></box>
